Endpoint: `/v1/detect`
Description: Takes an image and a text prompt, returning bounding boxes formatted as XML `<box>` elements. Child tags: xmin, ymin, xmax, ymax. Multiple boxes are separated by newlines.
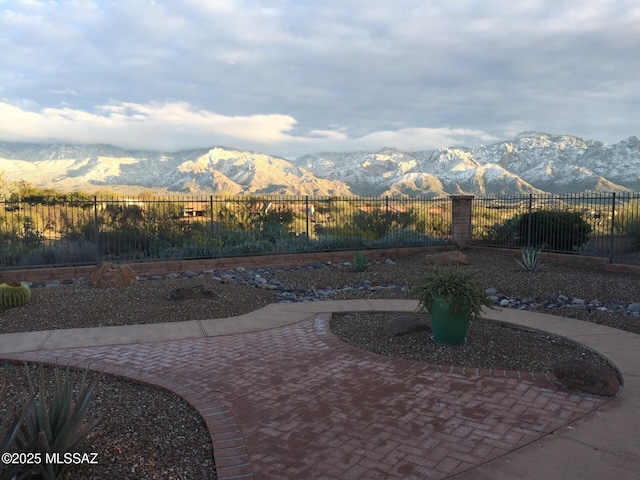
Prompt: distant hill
<box><xmin>1</xmin><ymin>131</ymin><xmax>638</xmax><ymax>196</ymax></box>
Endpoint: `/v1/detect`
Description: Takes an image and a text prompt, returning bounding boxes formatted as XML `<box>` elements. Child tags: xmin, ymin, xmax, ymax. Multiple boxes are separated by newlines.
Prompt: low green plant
<box><xmin>573</xmin><ymin>242</ymin><xmax>595</xmax><ymax>256</ymax></box>
<box><xmin>0</xmin><ymin>282</ymin><xmax>31</xmax><ymax>309</ymax></box>
<box><xmin>353</xmin><ymin>252</ymin><xmax>369</xmax><ymax>272</ymax></box>
<box><xmin>515</xmin><ymin>247</ymin><xmax>543</xmax><ymax>273</ymax></box>
<box><xmin>412</xmin><ymin>264</ymin><xmax>493</xmax><ymax>319</ymax></box>
<box><xmin>21</xmin><ymin>364</ymin><xmax>103</xmax><ymax>480</ymax></box>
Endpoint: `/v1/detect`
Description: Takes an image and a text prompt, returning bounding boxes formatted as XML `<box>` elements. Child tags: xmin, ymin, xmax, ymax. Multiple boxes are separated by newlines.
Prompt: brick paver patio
<box><xmin>1</xmin><ymin>313</ymin><xmax>609</xmax><ymax>479</ymax></box>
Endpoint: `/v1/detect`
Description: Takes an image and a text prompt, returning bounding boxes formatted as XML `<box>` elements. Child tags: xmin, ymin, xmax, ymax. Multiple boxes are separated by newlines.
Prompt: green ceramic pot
<box><xmin>430</xmin><ymin>295</ymin><xmax>471</xmax><ymax>345</ymax></box>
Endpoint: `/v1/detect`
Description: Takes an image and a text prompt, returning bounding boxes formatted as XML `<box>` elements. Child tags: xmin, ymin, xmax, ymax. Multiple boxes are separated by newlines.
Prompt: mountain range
<box><xmin>0</xmin><ymin>131</ymin><xmax>638</xmax><ymax>197</ymax></box>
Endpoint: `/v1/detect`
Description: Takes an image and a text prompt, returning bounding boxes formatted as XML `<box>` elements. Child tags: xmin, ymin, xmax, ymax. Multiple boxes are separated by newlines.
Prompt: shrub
<box><xmin>413</xmin><ymin>265</ymin><xmax>492</xmax><ymax>319</ymax></box>
<box><xmin>626</xmin><ymin>219</ymin><xmax>640</xmax><ymax>250</ymax></box>
<box><xmin>484</xmin><ymin>216</ymin><xmax>521</xmax><ymax>245</ymax></box>
<box><xmin>517</xmin><ymin>210</ymin><xmax>592</xmax><ymax>252</ymax></box>
<box><xmin>20</xmin><ymin>240</ymin><xmax>98</xmax><ymax>266</ymax></box>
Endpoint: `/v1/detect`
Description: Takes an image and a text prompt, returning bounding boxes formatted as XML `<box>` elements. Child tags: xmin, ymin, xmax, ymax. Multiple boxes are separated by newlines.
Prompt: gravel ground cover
<box><xmin>1</xmin><ymin>249</ymin><xmax>639</xmax><ymax>479</ymax></box>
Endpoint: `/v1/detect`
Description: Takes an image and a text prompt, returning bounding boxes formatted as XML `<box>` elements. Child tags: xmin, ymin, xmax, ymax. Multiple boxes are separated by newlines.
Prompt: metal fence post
<box><xmin>385</xmin><ymin>195</ymin><xmax>390</xmax><ymax>247</ymax></box>
<box><xmin>209</xmin><ymin>195</ymin><xmax>215</xmax><ymax>241</ymax></box>
<box><xmin>93</xmin><ymin>196</ymin><xmax>100</xmax><ymax>264</ymax></box>
<box><xmin>527</xmin><ymin>194</ymin><xmax>533</xmax><ymax>248</ymax></box>
<box><xmin>305</xmin><ymin>195</ymin><xmax>310</xmax><ymax>250</ymax></box>
<box><xmin>609</xmin><ymin>192</ymin><xmax>616</xmax><ymax>263</ymax></box>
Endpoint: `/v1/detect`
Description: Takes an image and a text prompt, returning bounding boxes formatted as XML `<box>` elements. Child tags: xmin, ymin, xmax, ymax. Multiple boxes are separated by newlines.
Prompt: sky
<box><xmin>0</xmin><ymin>0</ymin><xmax>638</xmax><ymax>158</ymax></box>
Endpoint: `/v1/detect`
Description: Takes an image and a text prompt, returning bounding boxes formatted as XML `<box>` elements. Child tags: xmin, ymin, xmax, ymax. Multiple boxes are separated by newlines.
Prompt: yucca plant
<box><xmin>352</xmin><ymin>252</ymin><xmax>369</xmax><ymax>272</ymax></box>
<box><xmin>21</xmin><ymin>364</ymin><xmax>104</xmax><ymax>480</ymax></box>
<box><xmin>516</xmin><ymin>247</ymin><xmax>543</xmax><ymax>273</ymax></box>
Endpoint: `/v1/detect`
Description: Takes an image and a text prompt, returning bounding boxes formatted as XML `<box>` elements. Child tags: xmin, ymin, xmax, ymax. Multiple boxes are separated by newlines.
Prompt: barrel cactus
<box><xmin>0</xmin><ymin>282</ymin><xmax>31</xmax><ymax>308</ymax></box>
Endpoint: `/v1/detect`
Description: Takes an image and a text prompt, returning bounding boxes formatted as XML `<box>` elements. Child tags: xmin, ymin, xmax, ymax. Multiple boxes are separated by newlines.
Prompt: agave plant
<box><xmin>1</xmin><ymin>383</ymin><xmax>25</xmax><ymax>480</ymax></box>
<box><xmin>21</xmin><ymin>364</ymin><xmax>104</xmax><ymax>480</ymax></box>
<box><xmin>515</xmin><ymin>247</ymin><xmax>543</xmax><ymax>273</ymax></box>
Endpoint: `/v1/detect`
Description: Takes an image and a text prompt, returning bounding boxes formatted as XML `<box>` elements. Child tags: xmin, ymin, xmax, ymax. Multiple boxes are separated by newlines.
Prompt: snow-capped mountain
<box><xmin>0</xmin><ymin>131</ymin><xmax>638</xmax><ymax>196</ymax></box>
<box><xmin>294</xmin><ymin>132</ymin><xmax>639</xmax><ymax>195</ymax></box>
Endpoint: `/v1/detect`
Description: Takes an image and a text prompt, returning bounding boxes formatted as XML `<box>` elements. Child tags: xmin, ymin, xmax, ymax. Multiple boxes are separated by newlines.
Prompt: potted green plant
<box><xmin>413</xmin><ymin>264</ymin><xmax>492</xmax><ymax>345</ymax></box>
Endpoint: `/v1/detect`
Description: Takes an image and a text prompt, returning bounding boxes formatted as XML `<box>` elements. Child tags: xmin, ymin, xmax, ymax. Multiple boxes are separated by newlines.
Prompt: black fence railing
<box><xmin>472</xmin><ymin>192</ymin><xmax>640</xmax><ymax>264</ymax></box>
<box><xmin>3</xmin><ymin>192</ymin><xmax>640</xmax><ymax>270</ymax></box>
<box><xmin>0</xmin><ymin>195</ymin><xmax>452</xmax><ymax>269</ymax></box>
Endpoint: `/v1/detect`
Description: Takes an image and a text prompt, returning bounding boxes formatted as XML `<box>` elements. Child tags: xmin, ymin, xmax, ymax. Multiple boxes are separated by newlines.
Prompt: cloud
<box><xmin>0</xmin><ymin>101</ymin><xmax>499</xmax><ymax>157</ymax></box>
<box><xmin>0</xmin><ymin>1</ymin><xmax>637</xmax><ymax>156</ymax></box>
<box><xmin>0</xmin><ymin>101</ymin><xmax>297</xmax><ymax>150</ymax></box>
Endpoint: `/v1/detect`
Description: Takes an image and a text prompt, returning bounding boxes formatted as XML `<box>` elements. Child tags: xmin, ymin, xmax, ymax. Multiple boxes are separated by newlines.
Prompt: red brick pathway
<box><xmin>1</xmin><ymin>314</ymin><xmax>609</xmax><ymax>479</ymax></box>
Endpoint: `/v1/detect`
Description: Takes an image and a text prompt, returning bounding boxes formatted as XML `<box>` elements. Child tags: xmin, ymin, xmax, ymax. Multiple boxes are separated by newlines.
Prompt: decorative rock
<box><xmin>552</xmin><ymin>359</ymin><xmax>620</xmax><ymax>397</ymax></box>
<box><xmin>486</xmin><ymin>287</ymin><xmax>498</xmax><ymax>295</ymax></box>
<box><xmin>88</xmin><ymin>262</ymin><xmax>137</xmax><ymax>288</ymax></box>
<box><xmin>383</xmin><ymin>315</ymin><xmax>430</xmax><ymax>336</ymax></box>
<box><xmin>499</xmin><ymin>299</ymin><xmax>510</xmax><ymax>306</ymax></box>
<box><xmin>627</xmin><ymin>303</ymin><xmax>640</xmax><ymax>312</ymax></box>
<box><xmin>571</xmin><ymin>298</ymin><xmax>585</xmax><ymax>305</ymax></box>
<box><xmin>425</xmin><ymin>250</ymin><xmax>469</xmax><ymax>266</ymax></box>
<box><xmin>541</xmin><ymin>292</ymin><xmax>556</xmax><ymax>303</ymax></box>
<box><xmin>167</xmin><ymin>284</ymin><xmax>216</xmax><ymax>300</ymax></box>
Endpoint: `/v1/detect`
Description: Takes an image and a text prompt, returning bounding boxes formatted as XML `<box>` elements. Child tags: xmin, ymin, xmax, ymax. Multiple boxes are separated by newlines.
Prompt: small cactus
<box><xmin>353</xmin><ymin>252</ymin><xmax>369</xmax><ymax>273</ymax></box>
<box><xmin>0</xmin><ymin>282</ymin><xmax>31</xmax><ymax>309</ymax></box>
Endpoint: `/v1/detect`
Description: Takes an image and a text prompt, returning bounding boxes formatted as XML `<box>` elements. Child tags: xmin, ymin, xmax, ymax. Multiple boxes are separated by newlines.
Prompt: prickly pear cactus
<box><xmin>0</xmin><ymin>282</ymin><xmax>31</xmax><ymax>308</ymax></box>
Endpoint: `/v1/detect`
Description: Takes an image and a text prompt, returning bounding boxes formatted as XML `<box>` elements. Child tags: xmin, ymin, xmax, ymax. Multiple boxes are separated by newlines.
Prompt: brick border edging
<box><xmin>0</xmin><ymin>246</ymin><xmax>452</xmax><ymax>284</ymax></box>
<box><xmin>4</xmin><ymin>244</ymin><xmax>639</xmax><ymax>285</ymax></box>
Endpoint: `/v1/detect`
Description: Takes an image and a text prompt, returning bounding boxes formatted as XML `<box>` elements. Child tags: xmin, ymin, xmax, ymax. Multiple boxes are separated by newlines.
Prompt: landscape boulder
<box><xmin>88</xmin><ymin>262</ymin><xmax>138</xmax><ymax>288</ymax></box>
<box><xmin>425</xmin><ymin>250</ymin><xmax>469</xmax><ymax>266</ymax></box>
<box><xmin>383</xmin><ymin>314</ymin><xmax>430</xmax><ymax>336</ymax></box>
<box><xmin>552</xmin><ymin>359</ymin><xmax>620</xmax><ymax>397</ymax></box>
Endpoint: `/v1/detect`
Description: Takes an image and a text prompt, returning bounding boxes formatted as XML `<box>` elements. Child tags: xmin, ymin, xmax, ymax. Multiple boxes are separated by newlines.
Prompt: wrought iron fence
<box><xmin>472</xmin><ymin>192</ymin><xmax>640</xmax><ymax>263</ymax></box>
<box><xmin>0</xmin><ymin>195</ymin><xmax>452</xmax><ymax>269</ymax></box>
<box><xmin>3</xmin><ymin>192</ymin><xmax>639</xmax><ymax>270</ymax></box>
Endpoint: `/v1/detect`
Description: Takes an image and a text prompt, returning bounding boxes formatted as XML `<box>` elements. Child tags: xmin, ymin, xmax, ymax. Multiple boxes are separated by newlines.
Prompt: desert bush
<box><xmin>306</xmin><ymin>236</ymin><xmax>372</xmax><ymax>252</ymax></box>
<box><xmin>517</xmin><ymin>210</ymin><xmax>592</xmax><ymax>252</ymax></box>
<box><xmin>625</xmin><ymin>219</ymin><xmax>640</xmax><ymax>250</ymax></box>
<box><xmin>377</xmin><ymin>228</ymin><xmax>447</xmax><ymax>247</ymax></box>
<box><xmin>483</xmin><ymin>216</ymin><xmax>521</xmax><ymax>245</ymax></box>
<box><xmin>20</xmin><ymin>240</ymin><xmax>98</xmax><ymax>266</ymax></box>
